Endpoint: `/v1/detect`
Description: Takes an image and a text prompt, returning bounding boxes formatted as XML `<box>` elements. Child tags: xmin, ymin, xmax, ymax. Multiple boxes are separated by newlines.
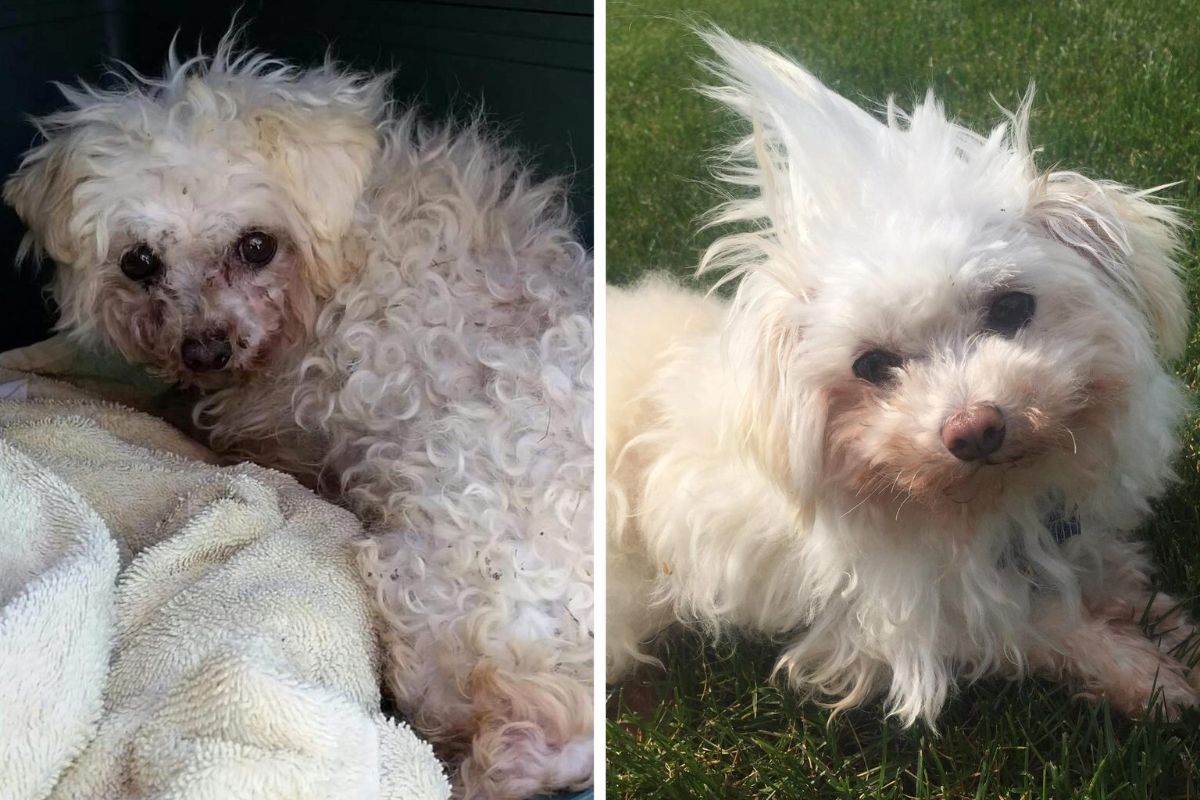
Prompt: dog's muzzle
<box><xmin>181</xmin><ymin>331</ymin><xmax>232</xmax><ymax>372</ymax></box>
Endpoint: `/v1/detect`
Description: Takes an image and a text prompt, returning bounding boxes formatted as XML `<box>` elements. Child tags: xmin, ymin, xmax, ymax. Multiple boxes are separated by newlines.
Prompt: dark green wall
<box><xmin>0</xmin><ymin>1</ymin><xmax>126</xmax><ymax>350</ymax></box>
<box><xmin>1</xmin><ymin>0</ymin><xmax>593</xmax><ymax>350</ymax></box>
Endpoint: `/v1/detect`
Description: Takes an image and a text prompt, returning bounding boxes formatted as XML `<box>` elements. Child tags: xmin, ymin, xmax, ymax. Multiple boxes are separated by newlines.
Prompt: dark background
<box><xmin>0</xmin><ymin>0</ymin><xmax>593</xmax><ymax>350</ymax></box>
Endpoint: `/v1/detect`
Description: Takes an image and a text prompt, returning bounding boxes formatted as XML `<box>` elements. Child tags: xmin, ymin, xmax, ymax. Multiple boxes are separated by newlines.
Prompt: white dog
<box><xmin>5</xmin><ymin>35</ymin><xmax>593</xmax><ymax>799</ymax></box>
<box><xmin>608</xmin><ymin>30</ymin><xmax>1199</xmax><ymax>725</ymax></box>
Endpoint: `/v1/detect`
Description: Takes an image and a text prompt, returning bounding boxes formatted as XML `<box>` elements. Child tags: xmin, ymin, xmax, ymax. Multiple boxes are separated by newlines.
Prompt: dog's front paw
<box><xmin>1037</xmin><ymin>599</ymin><xmax>1200</xmax><ymax>720</ymax></box>
<box><xmin>457</xmin><ymin>664</ymin><xmax>593</xmax><ymax>800</ymax></box>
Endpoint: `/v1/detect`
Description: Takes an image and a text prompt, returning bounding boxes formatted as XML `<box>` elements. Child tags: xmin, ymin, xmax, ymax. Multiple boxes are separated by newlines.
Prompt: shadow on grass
<box><xmin>607</xmin><ymin>629</ymin><xmax>1200</xmax><ymax>799</ymax></box>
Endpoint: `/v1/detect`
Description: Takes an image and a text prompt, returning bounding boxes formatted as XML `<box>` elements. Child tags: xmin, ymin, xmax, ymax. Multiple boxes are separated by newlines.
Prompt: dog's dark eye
<box><xmin>119</xmin><ymin>244</ymin><xmax>163</xmax><ymax>282</ymax></box>
<box><xmin>985</xmin><ymin>291</ymin><xmax>1036</xmax><ymax>336</ymax></box>
<box><xmin>237</xmin><ymin>231</ymin><xmax>277</xmax><ymax>266</ymax></box>
<box><xmin>852</xmin><ymin>350</ymin><xmax>904</xmax><ymax>386</ymax></box>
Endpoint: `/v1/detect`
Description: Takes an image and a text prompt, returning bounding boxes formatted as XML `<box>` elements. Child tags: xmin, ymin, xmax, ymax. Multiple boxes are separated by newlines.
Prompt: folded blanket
<box><xmin>0</xmin><ymin>369</ymin><xmax>449</xmax><ymax>800</ymax></box>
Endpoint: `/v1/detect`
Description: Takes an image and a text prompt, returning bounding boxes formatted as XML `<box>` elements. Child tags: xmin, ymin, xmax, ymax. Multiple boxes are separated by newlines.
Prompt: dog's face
<box><xmin>702</xmin><ymin>33</ymin><xmax>1187</xmax><ymax>520</ymax></box>
<box><xmin>796</xmin><ymin>219</ymin><xmax>1147</xmax><ymax>516</ymax></box>
<box><xmin>50</xmin><ymin>162</ymin><xmax>311</xmax><ymax>387</ymax></box>
<box><xmin>4</xmin><ymin>43</ymin><xmax>386</xmax><ymax>387</ymax></box>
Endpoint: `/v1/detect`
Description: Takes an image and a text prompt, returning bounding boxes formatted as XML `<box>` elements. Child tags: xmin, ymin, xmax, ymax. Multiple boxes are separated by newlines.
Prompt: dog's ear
<box><xmin>698</xmin><ymin>27</ymin><xmax>883</xmax><ymax>146</ymax></box>
<box><xmin>4</xmin><ymin>127</ymin><xmax>89</xmax><ymax>266</ymax></box>
<box><xmin>727</xmin><ymin>281</ymin><xmax>826</xmax><ymax>517</ymax></box>
<box><xmin>1030</xmin><ymin>172</ymin><xmax>1188</xmax><ymax>360</ymax></box>
<box><xmin>698</xmin><ymin>29</ymin><xmax>884</xmax><ymax>218</ymax></box>
<box><xmin>249</xmin><ymin>92</ymin><xmax>382</xmax><ymax>296</ymax></box>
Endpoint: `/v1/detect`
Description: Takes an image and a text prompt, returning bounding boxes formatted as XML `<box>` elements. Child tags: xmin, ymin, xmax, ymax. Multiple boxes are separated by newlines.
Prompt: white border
<box><xmin>591</xmin><ymin>0</ymin><xmax>607</xmax><ymax>795</ymax></box>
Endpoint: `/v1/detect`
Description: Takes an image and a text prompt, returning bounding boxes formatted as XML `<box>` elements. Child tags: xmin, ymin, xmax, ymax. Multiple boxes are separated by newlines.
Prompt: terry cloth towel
<box><xmin>0</xmin><ymin>367</ymin><xmax>450</xmax><ymax>800</ymax></box>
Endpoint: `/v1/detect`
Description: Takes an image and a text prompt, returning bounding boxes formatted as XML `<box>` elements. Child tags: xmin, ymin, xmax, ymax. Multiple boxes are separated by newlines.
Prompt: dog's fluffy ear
<box><xmin>698</xmin><ymin>29</ymin><xmax>884</xmax><ymax>220</ymax></box>
<box><xmin>695</xmin><ymin>28</ymin><xmax>888</xmax><ymax>295</ymax></box>
<box><xmin>1030</xmin><ymin>172</ymin><xmax>1188</xmax><ymax>360</ymax></box>
<box><xmin>725</xmin><ymin>281</ymin><xmax>826</xmax><ymax>516</ymax></box>
<box><xmin>249</xmin><ymin>89</ymin><xmax>383</xmax><ymax>297</ymax></box>
<box><xmin>699</xmin><ymin>29</ymin><xmax>841</xmax><ymax>504</ymax></box>
<box><xmin>4</xmin><ymin>128</ymin><xmax>89</xmax><ymax>266</ymax></box>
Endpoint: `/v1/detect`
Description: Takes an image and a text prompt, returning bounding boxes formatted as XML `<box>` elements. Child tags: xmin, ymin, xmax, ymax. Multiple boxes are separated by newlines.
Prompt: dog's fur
<box><xmin>607</xmin><ymin>30</ymin><xmax>1200</xmax><ymax>725</ymax></box>
<box><xmin>5</xmin><ymin>36</ymin><xmax>593</xmax><ymax>799</ymax></box>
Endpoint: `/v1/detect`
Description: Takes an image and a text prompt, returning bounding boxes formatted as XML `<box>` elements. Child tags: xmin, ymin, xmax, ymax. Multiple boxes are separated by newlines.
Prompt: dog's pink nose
<box><xmin>941</xmin><ymin>404</ymin><xmax>1006</xmax><ymax>462</ymax></box>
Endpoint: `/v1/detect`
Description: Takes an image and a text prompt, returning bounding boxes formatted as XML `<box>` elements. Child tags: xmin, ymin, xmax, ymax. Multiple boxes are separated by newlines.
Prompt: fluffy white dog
<box><xmin>608</xmin><ymin>30</ymin><xmax>1199</xmax><ymax>725</ymax></box>
<box><xmin>5</xmin><ymin>35</ymin><xmax>593</xmax><ymax>799</ymax></box>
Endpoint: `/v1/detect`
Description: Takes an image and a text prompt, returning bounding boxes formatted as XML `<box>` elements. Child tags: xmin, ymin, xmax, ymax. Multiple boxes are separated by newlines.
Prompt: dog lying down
<box><xmin>4</xmin><ymin>33</ymin><xmax>594</xmax><ymax>800</ymax></box>
<box><xmin>608</xmin><ymin>29</ymin><xmax>1199</xmax><ymax>724</ymax></box>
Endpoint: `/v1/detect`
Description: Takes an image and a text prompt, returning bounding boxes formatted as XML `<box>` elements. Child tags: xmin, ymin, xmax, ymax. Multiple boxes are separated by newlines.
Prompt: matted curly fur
<box><xmin>5</xmin><ymin>33</ymin><xmax>593</xmax><ymax>800</ymax></box>
<box><xmin>607</xmin><ymin>30</ymin><xmax>1200</xmax><ymax>726</ymax></box>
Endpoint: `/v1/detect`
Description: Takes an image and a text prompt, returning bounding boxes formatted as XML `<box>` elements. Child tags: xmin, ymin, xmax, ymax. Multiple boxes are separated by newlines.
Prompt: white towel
<box><xmin>0</xmin><ymin>369</ymin><xmax>449</xmax><ymax>800</ymax></box>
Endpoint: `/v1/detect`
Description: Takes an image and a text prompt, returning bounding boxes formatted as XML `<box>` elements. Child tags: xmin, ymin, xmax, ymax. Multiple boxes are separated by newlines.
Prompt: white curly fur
<box><xmin>607</xmin><ymin>30</ymin><xmax>1200</xmax><ymax>726</ymax></box>
<box><xmin>5</xmin><ymin>32</ymin><xmax>592</xmax><ymax>800</ymax></box>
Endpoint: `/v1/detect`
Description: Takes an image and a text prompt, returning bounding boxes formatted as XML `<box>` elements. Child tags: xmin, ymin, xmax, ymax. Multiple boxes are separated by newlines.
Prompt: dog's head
<box><xmin>700</xmin><ymin>31</ymin><xmax>1188</xmax><ymax>521</ymax></box>
<box><xmin>4</xmin><ymin>34</ymin><xmax>387</xmax><ymax>387</ymax></box>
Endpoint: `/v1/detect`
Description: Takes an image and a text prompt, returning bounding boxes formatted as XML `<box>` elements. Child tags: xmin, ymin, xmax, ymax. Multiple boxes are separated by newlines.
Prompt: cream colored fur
<box><xmin>4</xmin><ymin>33</ymin><xmax>592</xmax><ymax>800</ymax></box>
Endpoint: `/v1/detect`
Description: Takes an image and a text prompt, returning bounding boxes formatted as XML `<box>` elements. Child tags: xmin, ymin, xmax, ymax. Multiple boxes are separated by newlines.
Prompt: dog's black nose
<box><xmin>942</xmin><ymin>404</ymin><xmax>1006</xmax><ymax>462</ymax></box>
<box><xmin>181</xmin><ymin>332</ymin><xmax>232</xmax><ymax>372</ymax></box>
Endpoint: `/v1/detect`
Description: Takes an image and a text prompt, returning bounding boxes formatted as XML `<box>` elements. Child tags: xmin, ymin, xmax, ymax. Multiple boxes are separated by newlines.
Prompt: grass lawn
<box><xmin>605</xmin><ymin>1</ymin><xmax>1200</xmax><ymax>797</ymax></box>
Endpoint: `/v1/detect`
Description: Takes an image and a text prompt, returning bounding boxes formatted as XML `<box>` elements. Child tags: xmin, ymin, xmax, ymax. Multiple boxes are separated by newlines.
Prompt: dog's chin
<box><xmin>836</xmin><ymin>459</ymin><xmax>1007</xmax><ymax>520</ymax></box>
<box><xmin>832</xmin><ymin>446</ymin><xmax>1091</xmax><ymax>526</ymax></box>
<box><xmin>142</xmin><ymin>355</ymin><xmax>258</xmax><ymax>391</ymax></box>
<box><xmin>178</xmin><ymin>368</ymin><xmax>248</xmax><ymax>391</ymax></box>
<box><xmin>932</xmin><ymin>455</ymin><xmax>1031</xmax><ymax>509</ymax></box>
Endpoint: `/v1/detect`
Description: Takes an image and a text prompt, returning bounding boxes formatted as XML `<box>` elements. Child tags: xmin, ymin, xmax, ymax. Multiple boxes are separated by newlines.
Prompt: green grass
<box><xmin>606</xmin><ymin>1</ymin><xmax>1200</xmax><ymax>797</ymax></box>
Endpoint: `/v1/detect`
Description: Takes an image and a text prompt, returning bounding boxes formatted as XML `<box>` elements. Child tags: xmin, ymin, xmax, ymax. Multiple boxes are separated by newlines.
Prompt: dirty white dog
<box><xmin>608</xmin><ymin>30</ymin><xmax>1200</xmax><ymax>724</ymax></box>
<box><xmin>5</xmin><ymin>37</ymin><xmax>593</xmax><ymax>799</ymax></box>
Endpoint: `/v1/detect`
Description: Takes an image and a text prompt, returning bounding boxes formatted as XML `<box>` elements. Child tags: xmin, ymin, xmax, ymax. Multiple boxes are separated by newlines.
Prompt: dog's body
<box><xmin>215</xmin><ymin>119</ymin><xmax>597</xmax><ymax>799</ymax></box>
<box><xmin>607</xmin><ymin>31</ymin><xmax>1199</xmax><ymax>724</ymax></box>
<box><xmin>5</xmin><ymin>39</ymin><xmax>592</xmax><ymax>799</ymax></box>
